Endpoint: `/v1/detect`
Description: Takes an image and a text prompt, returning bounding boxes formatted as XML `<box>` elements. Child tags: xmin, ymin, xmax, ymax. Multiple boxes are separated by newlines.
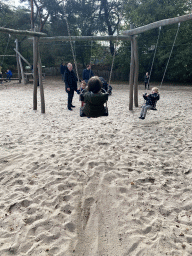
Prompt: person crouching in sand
<box><xmin>139</xmin><ymin>87</ymin><xmax>160</xmax><ymax>120</ymax></box>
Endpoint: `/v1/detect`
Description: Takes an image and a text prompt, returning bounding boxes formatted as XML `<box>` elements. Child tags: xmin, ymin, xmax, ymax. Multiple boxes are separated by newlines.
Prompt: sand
<box><xmin>0</xmin><ymin>78</ymin><xmax>192</xmax><ymax>256</ymax></box>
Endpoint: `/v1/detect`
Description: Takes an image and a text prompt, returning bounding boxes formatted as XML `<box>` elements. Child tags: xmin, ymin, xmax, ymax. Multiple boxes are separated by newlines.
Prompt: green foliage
<box><xmin>122</xmin><ymin>0</ymin><xmax>192</xmax><ymax>82</ymax></box>
<box><xmin>0</xmin><ymin>2</ymin><xmax>31</xmax><ymax>71</ymax></box>
<box><xmin>1</xmin><ymin>0</ymin><xmax>192</xmax><ymax>82</ymax></box>
<box><xmin>124</xmin><ymin>0</ymin><xmax>190</xmax><ymax>26</ymax></box>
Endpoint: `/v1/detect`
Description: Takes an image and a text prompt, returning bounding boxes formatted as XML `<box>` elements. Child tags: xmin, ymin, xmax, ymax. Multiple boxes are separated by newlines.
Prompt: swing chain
<box><xmin>64</xmin><ymin>16</ymin><xmax>80</xmax><ymax>86</ymax></box>
<box><xmin>62</xmin><ymin>0</ymin><xmax>80</xmax><ymax>87</ymax></box>
<box><xmin>108</xmin><ymin>24</ymin><xmax>120</xmax><ymax>85</ymax></box>
<box><xmin>108</xmin><ymin>4</ymin><xmax>123</xmax><ymax>85</ymax></box>
<box><xmin>160</xmin><ymin>22</ymin><xmax>180</xmax><ymax>87</ymax></box>
<box><xmin>148</xmin><ymin>26</ymin><xmax>161</xmax><ymax>86</ymax></box>
<box><xmin>89</xmin><ymin>40</ymin><xmax>93</xmax><ymax>79</ymax></box>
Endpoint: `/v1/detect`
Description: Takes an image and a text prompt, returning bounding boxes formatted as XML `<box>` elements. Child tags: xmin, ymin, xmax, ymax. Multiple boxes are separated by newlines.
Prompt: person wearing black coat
<box><xmin>60</xmin><ymin>62</ymin><xmax>67</xmax><ymax>81</ymax></box>
<box><xmin>64</xmin><ymin>63</ymin><xmax>78</xmax><ymax>111</ymax></box>
<box><xmin>82</xmin><ymin>64</ymin><xmax>94</xmax><ymax>83</ymax></box>
<box><xmin>144</xmin><ymin>72</ymin><xmax>149</xmax><ymax>90</ymax></box>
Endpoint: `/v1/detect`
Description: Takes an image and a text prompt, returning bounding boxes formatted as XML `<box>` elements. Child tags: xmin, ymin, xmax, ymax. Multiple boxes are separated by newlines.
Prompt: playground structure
<box><xmin>37</xmin><ymin>13</ymin><xmax>192</xmax><ymax>110</ymax></box>
<box><xmin>1</xmin><ymin>10</ymin><xmax>192</xmax><ymax>113</ymax></box>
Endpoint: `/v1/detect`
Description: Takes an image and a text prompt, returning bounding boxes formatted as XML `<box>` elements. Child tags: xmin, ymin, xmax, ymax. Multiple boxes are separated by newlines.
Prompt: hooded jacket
<box><xmin>143</xmin><ymin>93</ymin><xmax>160</xmax><ymax>107</ymax></box>
<box><xmin>81</xmin><ymin>91</ymin><xmax>108</xmax><ymax>117</ymax></box>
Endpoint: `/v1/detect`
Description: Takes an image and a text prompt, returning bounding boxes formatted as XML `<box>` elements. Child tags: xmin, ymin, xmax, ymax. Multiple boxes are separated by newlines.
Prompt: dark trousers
<box><xmin>145</xmin><ymin>82</ymin><xmax>149</xmax><ymax>89</ymax></box>
<box><xmin>67</xmin><ymin>90</ymin><xmax>74</xmax><ymax>109</ymax></box>
<box><xmin>7</xmin><ymin>74</ymin><xmax>12</xmax><ymax>80</ymax></box>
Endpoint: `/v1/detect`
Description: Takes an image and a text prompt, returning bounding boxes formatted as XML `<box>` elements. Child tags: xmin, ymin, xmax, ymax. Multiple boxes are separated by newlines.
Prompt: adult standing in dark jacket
<box><xmin>64</xmin><ymin>63</ymin><xmax>78</xmax><ymax>111</ymax></box>
<box><xmin>83</xmin><ymin>64</ymin><xmax>94</xmax><ymax>84</ymax></box>
<box><xmin>60</xmin><ymin>62</ymin><xmax>67</xmax><ymax>81</ymax></box>
<box><xmin>144</xmin><ymin>72</ymin><xmax>149</xmax><ymax>90</ymax></box>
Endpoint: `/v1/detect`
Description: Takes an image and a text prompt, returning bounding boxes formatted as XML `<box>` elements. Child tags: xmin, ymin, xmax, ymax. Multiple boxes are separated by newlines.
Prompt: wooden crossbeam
<box><xmin>0</xmin><ymin>55</ymin><xmax>15</xmax><ymax>57</ymax></box>
<box><xmin>0</xmin><ymin>27</ymin><xmax>46</xmax><ymax>37</ymax></box>
<box><xmin>30</xmin><ymin>35</ymin><xmax>131</xmax><ymax>42</ymax></box>
<box><xmin>0</xmin><ymin>78</ymin><xmax>20</xmax><ymax>81</ymax></box>
<box><xmin>123</xmin><ymin>13</ymin><xmax>192</xmax><ymax>36</ymax></box>
<box><xmin>14</xmin><ymin>48</ymin><xmax>32</xmax><ymax>68</ymax></box>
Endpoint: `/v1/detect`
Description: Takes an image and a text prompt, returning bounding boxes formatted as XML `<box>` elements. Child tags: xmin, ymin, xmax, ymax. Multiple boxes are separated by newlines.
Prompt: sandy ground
<box><xmin>0</xmin><ymin>77</ymin><xmax>192</xmax><ymax>256</ymax></box>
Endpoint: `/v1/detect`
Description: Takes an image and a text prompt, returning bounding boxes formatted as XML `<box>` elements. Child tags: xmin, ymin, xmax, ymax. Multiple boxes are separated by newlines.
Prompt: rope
<box><xmin>62</xmin><ymin>1</ymin><xmax>80</xmax><ymax>86</ymax></box>
<box><xmin>89</xmin><ymin>40</ymin><xmax>93</xmax><ymax>79</ymax></box>
<box><xmin>148</xmin><ymin>26</ymin><xmax>161</xmax><ymax>85</ymax></box>
<box><xmin>90</xmin><ymin>40</ymin><xmax>93</xmax><ymax>65</ymax></box>
<box><xmin>73</xmin><ymin>41</ymin><xmax>77</xmax><ymax>63</ymax></box>
<box><xmin>160</xmin><ymin>23</ymin><xmax>180</xmax><ymax>87</ymax></box>
<box><xmin>1</xmin><ymin>34</ymin><xmax>11</xmax><ymax>66</ymax></box>
<box><xmin>64</xmin><ymin>16</ymin><xmax>80</xmax><ymax>84</ymax></box>
<box><xmin>108</xmin><ymin>40</ymin><xmax>117</xmax><ymax>85</ymax></box>
<box><xmin>108</xmin><ymin>23</ymin><xmax>120</xmax><ymax>84</ymax></box>
<box><xmin>108</xmin><ymin>7</ymin><xmax>123</xmax><ymax>85</ymax></box>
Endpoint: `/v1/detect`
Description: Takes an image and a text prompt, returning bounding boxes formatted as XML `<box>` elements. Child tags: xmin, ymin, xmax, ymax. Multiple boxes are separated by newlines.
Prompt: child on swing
<box><xmin>80</xmin><ymin>76</ymin><xmax>108</xmax><ymax>117</ymax></box>
<box><xmin>139</xmin><ymin>87</ymin><xmax>160</xmax><ymax>120</ymax></box>
<box><xmin>78</xmin><ymin>80</ymin><xmax>87</xmax><ymax>107</ymax></box>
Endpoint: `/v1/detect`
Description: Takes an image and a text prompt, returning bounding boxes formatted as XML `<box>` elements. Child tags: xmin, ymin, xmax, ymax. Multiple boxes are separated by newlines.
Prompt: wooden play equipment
<box><xmin>1</xmin><ymin>0</ymin><xmax>192</xmax><ymax>114</ymax></box>
<box><xmin>0</xmin><ymin>26</ymin><xmax>46</xmax><ymax>113</ymax></box>
<box><xmin>123</xmin><ymin>13</ymin><xmax>192</xmax><ymax>110</ymax></box>
<box><xmin>37</xmin><ymin>13</ymin><xmax>192</xmax><ymax>110</ymax></box>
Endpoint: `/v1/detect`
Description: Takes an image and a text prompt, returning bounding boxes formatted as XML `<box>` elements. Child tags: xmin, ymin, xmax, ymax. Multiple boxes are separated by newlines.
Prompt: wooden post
<box><xmin>38</xmin><ymin>45</ymin><xmax>45</xmax><ymax>113</ymax></box>
<box><xmin>129</xmin><ymin>36</ymin><xmax>134</xmax><ymax>111</ymax></box>
<box><xmin>129</xmin><ymin>23</ymin><xmax>135</xmax><ymax>111</ymax></box>
<box><xmin>33</xmin><ymin>35</ymin><xmax>38</xmax><ymax>110</ymax></box>
<box><xmin>15</xmin><ymin>39</ymin><xmax>21</xmax><ymax>83</ymax></box>
<box><xmin>14</xmin><ymin>48</ymin><xmax>32</xmax><ymax>68</ymax></box>
<box><xmin>18</xmin><ymin>55</ymin><xmax>25</xmax><ymax>85</ymax></box>
<box><xmin>31</xmin><ymin>0</ymin><xmax>38</xmax><ymax>110</ymax></box>
<box><xmin>133</xmin><ymin>36</ymin><xmax>139</xmax><ymax>107</ymax></box>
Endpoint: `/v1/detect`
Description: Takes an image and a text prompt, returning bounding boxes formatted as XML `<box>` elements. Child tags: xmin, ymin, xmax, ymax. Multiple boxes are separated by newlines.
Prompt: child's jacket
<box><xmin>143</xmin><ymin>93</ymin><xmax>160</xmax><ymax>107</ymax></box>
<box><xmin>81</xmin><ymin>91</ymin><xmax>108</xmax><ymax>117</ymax></box>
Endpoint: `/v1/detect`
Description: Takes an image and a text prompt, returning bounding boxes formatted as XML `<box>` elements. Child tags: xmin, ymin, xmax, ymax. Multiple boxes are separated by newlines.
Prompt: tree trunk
<box><xmin>109</xmin><ymin>40</ymin><xmax>115</xmax><ymax>56</ymax></box>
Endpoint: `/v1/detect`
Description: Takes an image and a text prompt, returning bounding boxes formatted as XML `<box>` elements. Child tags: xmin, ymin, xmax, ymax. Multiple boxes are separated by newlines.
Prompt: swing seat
<box><xmin>151</xmin><ymin>107</ymin><xmax>157</xmax><ymax>110</ymax></box>
<box><xmin>80</xmin><ymin>107</ymin><xmax>108</xmax><ymax>117</ymax></box>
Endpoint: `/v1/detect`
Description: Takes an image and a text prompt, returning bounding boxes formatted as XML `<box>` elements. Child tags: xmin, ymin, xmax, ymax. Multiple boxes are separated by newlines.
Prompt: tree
<box><xmin>0</xmin><ymin>2</ymin><xmax>32</xmax><ymax>71</ymax></box>
<box><xmin>123</xmin><ymin>0</ymin><xmax>192</xmax><ymax>82</ymax></box>
<box><xmin>98</xmin><ymin>0</ymin><xmax>123</xmax><ymax>55</ymax></box>
<box><xmin>21</xmin><ymin>0</ymin><xmax>62</xmax><ymax>32</ymax></box>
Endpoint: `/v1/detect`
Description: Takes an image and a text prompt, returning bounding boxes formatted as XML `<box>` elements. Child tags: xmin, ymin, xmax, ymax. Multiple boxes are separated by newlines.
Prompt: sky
<box><xmin>2</xmin><ymin>0</ymin><xmax>28</xmax><ymax>8</ymax></box>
